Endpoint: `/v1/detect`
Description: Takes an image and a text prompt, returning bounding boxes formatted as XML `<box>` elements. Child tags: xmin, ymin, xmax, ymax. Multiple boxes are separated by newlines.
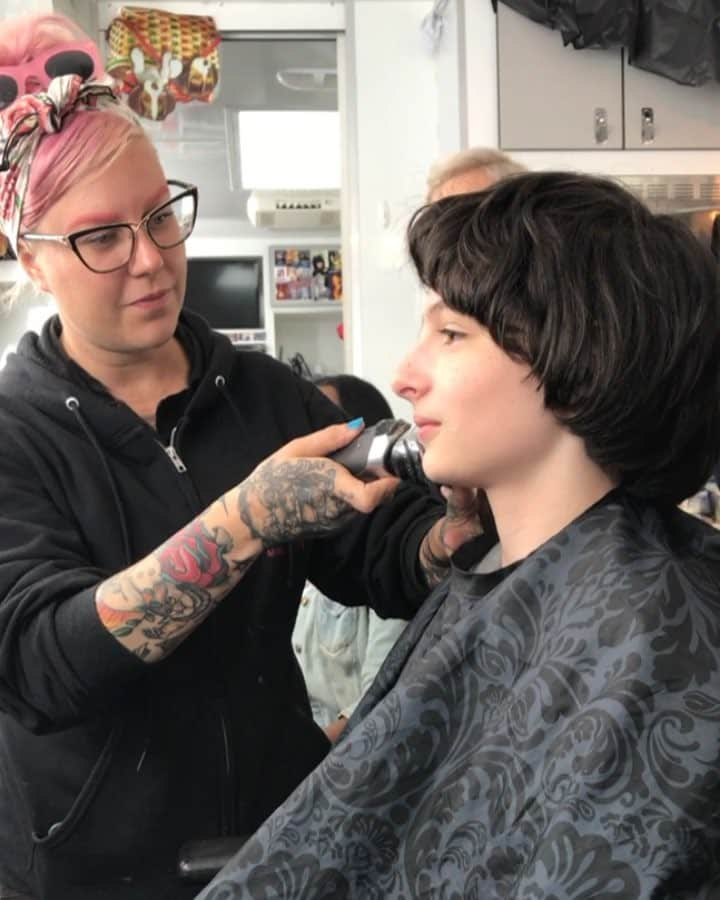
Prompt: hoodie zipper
<box><xmin>163</xmin><ymin>425</ymin><xmax>187</xmax><ymax>473</ymax></box>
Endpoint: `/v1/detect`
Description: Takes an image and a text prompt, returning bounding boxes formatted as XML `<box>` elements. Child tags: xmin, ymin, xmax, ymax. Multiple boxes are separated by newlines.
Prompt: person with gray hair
<box><xmin>426</xmin><ymin>146</ymin><xmax>525</xmax><ymax>201</ymax></box>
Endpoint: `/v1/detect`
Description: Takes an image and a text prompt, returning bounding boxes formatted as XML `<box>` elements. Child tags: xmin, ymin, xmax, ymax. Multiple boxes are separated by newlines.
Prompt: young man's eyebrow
<box><xmin>424</xmin><ymin>298</ymin><xmax>445</xmax><ymax>319</ymax></box>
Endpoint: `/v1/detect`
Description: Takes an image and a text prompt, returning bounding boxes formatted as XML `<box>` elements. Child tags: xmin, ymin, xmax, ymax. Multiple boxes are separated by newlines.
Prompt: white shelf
<box><xmin>272</xmin><ymin>304</ymin><xmax>342</xmax><ymax>316</ymax></box>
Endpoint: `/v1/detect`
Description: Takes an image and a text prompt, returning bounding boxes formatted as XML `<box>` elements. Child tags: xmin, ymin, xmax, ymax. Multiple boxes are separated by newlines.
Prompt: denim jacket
<box><xmin>292</xmin><ymin>583</ymin><xmax>407</xmax><ymax>725</ymax></box>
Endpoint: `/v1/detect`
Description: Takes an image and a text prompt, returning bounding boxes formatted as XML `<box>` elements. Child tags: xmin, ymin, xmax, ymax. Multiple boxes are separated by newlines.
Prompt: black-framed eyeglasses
<box><xmin>20</xmin><ymin>180</ymin><xmax>198</xmax><ymax>274</ymax></box>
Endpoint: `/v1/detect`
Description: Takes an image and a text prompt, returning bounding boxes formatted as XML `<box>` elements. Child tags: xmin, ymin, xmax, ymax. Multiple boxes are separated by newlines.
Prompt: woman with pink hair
<box><xmin>0</xmin><ymin>13</ymin><xmax>482</xmax><ymax>899</ymax></box>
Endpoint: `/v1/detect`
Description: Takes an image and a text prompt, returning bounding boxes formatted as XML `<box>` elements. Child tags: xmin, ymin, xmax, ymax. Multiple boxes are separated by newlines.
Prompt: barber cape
<box><xmin>200</xmin><ymin>491</ymin><xmax>720</xmax><ymax>900</ymax></box>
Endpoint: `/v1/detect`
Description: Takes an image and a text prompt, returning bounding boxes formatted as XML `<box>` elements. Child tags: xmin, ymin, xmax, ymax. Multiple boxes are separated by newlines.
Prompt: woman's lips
<box><xmin>131</xmin><ymin>289</ymin><xmax>170</xmax><ymax>307</ymax></box>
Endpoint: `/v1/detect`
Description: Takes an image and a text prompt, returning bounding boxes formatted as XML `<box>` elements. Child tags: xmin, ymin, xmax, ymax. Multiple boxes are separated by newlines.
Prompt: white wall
<box><xmin>344</xmin><ymin>0</ymin><xmax>442</xmax><ymax>415</ymax></box>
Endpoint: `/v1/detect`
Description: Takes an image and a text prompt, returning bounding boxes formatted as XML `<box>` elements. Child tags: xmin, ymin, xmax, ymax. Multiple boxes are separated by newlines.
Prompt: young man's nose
<box><xmin>391</xmin><ymin>350</ymin><xmax>424</xmax><ymax>401</ymax></box>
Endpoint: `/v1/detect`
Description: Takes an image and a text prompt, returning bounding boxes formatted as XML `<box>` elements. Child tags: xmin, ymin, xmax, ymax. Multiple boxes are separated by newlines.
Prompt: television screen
<box><xmin>184</xmin><ymin>257</ymin><xmax>263</xmax><ymax>329</ymax></box>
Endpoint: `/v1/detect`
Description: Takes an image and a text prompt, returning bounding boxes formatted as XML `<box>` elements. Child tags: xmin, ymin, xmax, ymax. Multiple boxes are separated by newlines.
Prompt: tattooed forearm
<box><xmin>237</xmin><ymin>458</ymin><xmax>356</xmax><ymax>546</ymax></box>
<box><xmin>96</xmin><ymin>445</ymin><xmax>368</xmax><ymax>662</ymax></box>
<box><xmin>96</xmin><ymin>519</ymin><xmax>259</xmax><ymax>662</ymax></box>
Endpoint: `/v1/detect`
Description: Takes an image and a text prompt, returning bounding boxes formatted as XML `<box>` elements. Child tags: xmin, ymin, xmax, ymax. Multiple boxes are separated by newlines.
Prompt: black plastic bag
<box><xmin>629</xmin><ymin>0</ymin><xmax>720</xmax><ymax>86</ymax></box>
<box><xmin>498</xmin><ymin>0</ymin><xmax>638</xmax><ymax>49</ymax></box>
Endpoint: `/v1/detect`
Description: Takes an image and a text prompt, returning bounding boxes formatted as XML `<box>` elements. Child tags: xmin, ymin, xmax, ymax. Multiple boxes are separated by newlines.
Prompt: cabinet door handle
<box><xmin>641</xmin><ymin>107</ymin><xmax>655</xmax><ymax>144</ymax></box>
<box><xmin>594</xmin><ymin>107</ymin><xmax>608</xmax><ymax>144</ymax></box>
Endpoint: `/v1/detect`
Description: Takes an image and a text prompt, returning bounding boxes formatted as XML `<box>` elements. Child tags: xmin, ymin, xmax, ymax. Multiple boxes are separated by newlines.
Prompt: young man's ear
<box><xmin>18</xmin><ymin>243</ymin><xmax>51</xmax><ymax>294</ymax></box>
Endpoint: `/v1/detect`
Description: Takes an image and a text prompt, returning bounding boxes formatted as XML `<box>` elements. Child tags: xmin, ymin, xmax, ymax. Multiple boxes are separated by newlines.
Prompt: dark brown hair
<box><xmin>407</xmin><ymin>171</ymin><xmax>720</xmax><ymax>505</ymax></box>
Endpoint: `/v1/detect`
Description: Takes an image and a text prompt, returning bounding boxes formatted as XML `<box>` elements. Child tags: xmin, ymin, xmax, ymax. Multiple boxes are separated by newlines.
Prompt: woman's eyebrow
<box><xmin>64</xmin><ymin>187</ymin><xmax>170</xmax><ymax>232</ymax></box>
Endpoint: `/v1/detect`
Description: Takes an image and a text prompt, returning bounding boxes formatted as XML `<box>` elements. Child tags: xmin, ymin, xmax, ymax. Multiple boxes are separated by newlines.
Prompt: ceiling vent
<box><xmin>246</xmin><ymin>189</ymin><xmax>340</xmax><ymax>230</ymax></box>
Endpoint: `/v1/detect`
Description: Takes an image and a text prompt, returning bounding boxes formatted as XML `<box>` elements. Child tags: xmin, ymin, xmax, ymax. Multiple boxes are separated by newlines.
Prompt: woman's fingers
<box><xmin>438</xmin><ymin>485</ymin><xmax>486</xmax><ymax>553</ymax></box>
<box><xmin>275</xmin><ymin>421</ymin><xmax>366</xmax><ymax>462</ymax></box>
<box><xmin>335</xmin><ymin>469</ymin><xmax>399</xmax><ymax>514</ymax></box>
<box><xmin>275</xmin><ymin>420</ymin><xmax>400</xmax><ymax>513</ymax></box>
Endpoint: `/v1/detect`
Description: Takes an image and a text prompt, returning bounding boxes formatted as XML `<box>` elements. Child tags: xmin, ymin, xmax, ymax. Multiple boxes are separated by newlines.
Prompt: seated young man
<box><xmin>198</xmin><ymin>172</ymin><xmax>720</xmax><ymax>899</ymax></box>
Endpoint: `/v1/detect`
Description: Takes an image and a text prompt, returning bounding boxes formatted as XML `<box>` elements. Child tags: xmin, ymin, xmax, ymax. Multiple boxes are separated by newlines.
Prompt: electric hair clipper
<box><xmin>329</xmin><ymin>418</ymin><xmax>425</xmax><ymax>483</ymax></box>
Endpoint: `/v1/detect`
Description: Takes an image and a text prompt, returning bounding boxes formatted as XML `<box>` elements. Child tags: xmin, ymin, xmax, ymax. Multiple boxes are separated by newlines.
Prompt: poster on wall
<box><xmin>271</xmin><ymin>246</ymin><xmax>342</xmax><ymax>305</ymax></box>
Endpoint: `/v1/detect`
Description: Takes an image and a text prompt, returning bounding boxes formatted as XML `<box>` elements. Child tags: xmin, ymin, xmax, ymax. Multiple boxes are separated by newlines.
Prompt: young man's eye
<box><xmin>440</xmin><ymin>328</ymin><xmax>463</xmax><ymax>344</ymax></box>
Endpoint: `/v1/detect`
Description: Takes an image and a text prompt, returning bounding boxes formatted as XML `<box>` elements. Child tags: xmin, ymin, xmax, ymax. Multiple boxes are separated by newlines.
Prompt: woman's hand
<box><xmin>236</xmin><ymin>422</ymin><xmax>400</xmax><ymax>547</ymax></box>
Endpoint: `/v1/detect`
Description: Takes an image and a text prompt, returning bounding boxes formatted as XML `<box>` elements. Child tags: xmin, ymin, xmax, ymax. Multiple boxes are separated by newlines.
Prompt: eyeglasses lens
<box><xmin>74</xmin><ymin>226</ymin><xmax>134</xmax><ymax>273</ymax></box>
<box><xmin>44</xmin><ymin>50</ymin><xmax>95</xmax><ymax>81</ymax></box>
<box><xmin>74</xmin><ymin>192</ymin><xmax>196</xmax><ymax>272</ymax></box>
<box><xmin>148</xmin><ymin>194</ymin><xmax>196</xmax><ymax>248</ymax></box>
<box><xmin>0</xmin><ymin>75</ymin><xmax>18</xmax><ymax>111</ymax></box>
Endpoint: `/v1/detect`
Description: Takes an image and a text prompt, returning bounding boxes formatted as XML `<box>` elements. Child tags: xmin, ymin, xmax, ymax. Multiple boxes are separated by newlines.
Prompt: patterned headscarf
<box><xmin>0</xmin><ymin>74</ymin><xmax>138</xmax><ymax>254</ymax></box>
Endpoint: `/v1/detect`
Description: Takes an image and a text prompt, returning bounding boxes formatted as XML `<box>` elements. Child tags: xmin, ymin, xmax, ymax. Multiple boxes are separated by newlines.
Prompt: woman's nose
<box><xmin>127</xmin><ymin>227</ymin><xmax>165</xmax><ymax>275</ymax></box>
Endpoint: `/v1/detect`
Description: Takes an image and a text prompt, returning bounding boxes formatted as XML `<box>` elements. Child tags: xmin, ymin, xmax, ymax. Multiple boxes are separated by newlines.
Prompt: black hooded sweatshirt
<box><xmin>0</xmin><ymin>311</ymin><xmax>441</xmax><ymax>899</ymax></box>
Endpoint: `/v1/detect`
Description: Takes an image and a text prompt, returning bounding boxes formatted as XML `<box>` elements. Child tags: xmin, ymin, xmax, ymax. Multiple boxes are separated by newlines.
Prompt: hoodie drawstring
<box><xmin>65</xmin><ymin>396</ymin><xmax>148</xmax><ymax>769</ymax></box>
<box><xmin>65</xmin><ymin>396</ymin><xmax>133</xmax><ymax>567</ymax></box>
<box><xmin>214</xmin><ymin>374</ymin><xmax>247</xmax><ymax>437</ymax></box>
<box><xmin>213</xmin><ymin>374</ymin><xmax>298</xmax><ymax>588</ymax></box>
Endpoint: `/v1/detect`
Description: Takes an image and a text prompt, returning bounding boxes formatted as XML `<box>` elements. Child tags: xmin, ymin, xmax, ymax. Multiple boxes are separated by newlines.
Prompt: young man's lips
<box><xmin>414</xmin><ymin>417</ymin><xmax>440</xmax><ymax>428</ymax></box>
<box><xmin>414</xmin><ymin>418</ymin><xmax>440</xmax><ymax>441</ymax></box>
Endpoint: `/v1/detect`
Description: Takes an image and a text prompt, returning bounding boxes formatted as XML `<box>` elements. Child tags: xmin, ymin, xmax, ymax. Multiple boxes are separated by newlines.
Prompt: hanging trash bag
<box><xmin>498</xmin><ymin>0</ymin><xmax>638</xmax><ymax>50</ymax></box>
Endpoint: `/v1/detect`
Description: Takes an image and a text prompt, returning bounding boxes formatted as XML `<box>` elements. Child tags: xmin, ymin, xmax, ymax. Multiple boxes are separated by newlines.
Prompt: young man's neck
<box><xmin>488</xmin><ymin>456</ymin><xmax>617</xmax><ymax>567</ymax></box>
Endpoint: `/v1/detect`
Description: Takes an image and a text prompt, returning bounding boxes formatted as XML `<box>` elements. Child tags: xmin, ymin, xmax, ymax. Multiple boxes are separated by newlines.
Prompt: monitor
<box><xmin>184</xmin><ymin>257</ymin><xmax>263</xmax><ymax>329</ymax></box>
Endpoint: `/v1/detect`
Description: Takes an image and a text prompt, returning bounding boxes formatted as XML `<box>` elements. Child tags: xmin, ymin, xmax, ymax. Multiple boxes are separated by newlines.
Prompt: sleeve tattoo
<box><xmin>237</xmin><ymin>458</ymin><xmax>356</xmax><ymax>546</ymax></box>
<box><xmin>96</xmin><ymin>520</ymin><xmax>254</xmax><ymax>661</ymax></box>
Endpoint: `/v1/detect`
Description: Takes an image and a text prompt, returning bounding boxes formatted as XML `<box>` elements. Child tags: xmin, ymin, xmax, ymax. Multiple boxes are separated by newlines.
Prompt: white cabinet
<box><xmin>498</xmin><ymin>4</ymin><xmax>720</xmax><ymax>151</ymax></box>
<box><xmin>498</xmin><ymin>5</ymin><xmax>623</xmax><ymax>150</ymax></box>
<box><xmin>623</xmin><ymin>61</ymin><xmax>720</xmax><ymax>150</ymax></box>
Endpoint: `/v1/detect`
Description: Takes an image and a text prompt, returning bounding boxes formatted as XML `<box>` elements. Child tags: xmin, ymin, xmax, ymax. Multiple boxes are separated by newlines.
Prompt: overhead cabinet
<box><xmin>498</xmin><ymin>4</ymin><xmax>720</xmax><ymax>151</ymax></box>
<box><xmin>623</xmin><ymin>62</ymin><xmax>720</xmax><ymax>150</ymax></box>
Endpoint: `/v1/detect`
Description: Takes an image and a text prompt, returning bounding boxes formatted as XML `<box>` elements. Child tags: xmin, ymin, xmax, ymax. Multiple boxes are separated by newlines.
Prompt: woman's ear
<box><xmin>17</xmin><ymin>242</ymin><xmax>51</xmax><ymax>294</ymax></box>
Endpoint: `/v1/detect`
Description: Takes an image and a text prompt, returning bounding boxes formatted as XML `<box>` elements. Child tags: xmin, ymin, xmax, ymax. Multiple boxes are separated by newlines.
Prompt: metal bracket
<box><xmin>594</xmin><ymin>107</ymin><xmax>608</xmax><ymax>144</ymax></box>
<box><xmin>641</xmin><ymin>107</ymin><xmax>655</xmax><ymax>144</ymax></box>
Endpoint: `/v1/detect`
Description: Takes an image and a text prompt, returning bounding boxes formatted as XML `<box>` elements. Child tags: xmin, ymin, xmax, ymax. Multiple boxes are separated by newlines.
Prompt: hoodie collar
<box><xmin>4</xmin><ymin>309</ymin><xmax>237</xmax><ymax>454</ymax></box>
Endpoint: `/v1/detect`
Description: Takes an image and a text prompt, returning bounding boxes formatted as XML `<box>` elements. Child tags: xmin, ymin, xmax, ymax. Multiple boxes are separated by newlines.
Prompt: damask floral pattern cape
<box><xmin>199</xmin><ymin>492</ymin><xmax>720</xmax><ymax>900</ymax></box>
